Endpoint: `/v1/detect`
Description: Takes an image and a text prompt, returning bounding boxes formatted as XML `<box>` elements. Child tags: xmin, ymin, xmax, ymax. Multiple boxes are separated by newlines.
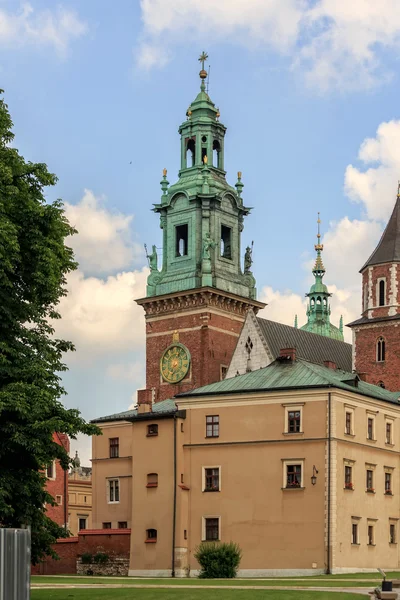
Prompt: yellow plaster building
<box><xmin>68</xmin><ymin>455</ymin><xmax>92</xmax><ymax>536</ymax></box>
<box><xmin>91</xmin><ymin>349</ymin><xmax>400</xmax><ymax>576</ymax></box>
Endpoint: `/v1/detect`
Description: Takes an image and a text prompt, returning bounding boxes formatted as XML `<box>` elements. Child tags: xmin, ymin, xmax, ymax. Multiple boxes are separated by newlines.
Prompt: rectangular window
<box><xmin>118</xmin><ymin>521</ymin><xmax>128</xmax><ymax>529</ymax></box>
<box><xmin>205</xmin><ymin>518</ymin><xmax>220</xmax><ymax>541</ymax></box>
<box><xmin>56</xmin><ymin>495</ymin><xmax>62</xmax><ymax>505</ymax></box>
<box><xmin>108</xmin><ymin>479</ymin><xmax>120</xmax><ymax>503</ymax></box>
<box><xmin>379</xmin><ymin>279</ymin><xmax>386</xmax><ymax>307</ymax></box>
<box><xmin>345</xmin><ymin>412</ymin><xmax>352</xmax><ymax>435</ymax></box>
<box><xmin>103</xmin><ymin>522</ymin><xmax>112</xmax><ymax>529</ymax></box>
<box><xmin>286</xmin><ymin>464</ymin><xmax>302</xmax><ymax>488</ymax></box>
<box><xmin>79</xmin><ymin>518</ymin><xmax>87</xmax><ymax>531</ymax></box>
<box><xmin>366</xmin><ymin>469</ymin><xmax>374</xmax><ymax>492</ymax></box>
<box><xmin>147</xmin><ymin>424</ymin><xmax>158</xmax><ymax>437</ymax></box>
<box><xmin>385</xmin><ymin>472</ymin><xmax>392</xmax><ymax>494</ymax></box>
<box><xmin>220</xmin><ymin>365</ymin><xmax>228</xmax><ymax>381</ymax></box>
<box><xmin>109</xmin><ymin>437</ymin><xmax>119</xmax><ymax>458</ymax></box>
<box><xmin>204</xmin><ymin>468</ymin><xmax>220</xmax><ymax>492</ymax></box>
<box><xmin>390</xmin><ymin>523</ymin><xmax>397</xmax><ymax>544</ymax></box>
<box><xmin>367</xmin><ymin>417</ymin><xmax>374</xmax><ymax>440</ymax></box>
<box><xmin>368</xmin><ymin>525</ymin><xmax>374</xmax><ymax>546</ymax></box>
<box><xmin>206</xmin><ymin>415</ymin><xmax>219</xmax><ymax>438</ymax></box>
<box><xmin>46</xmin><ymin>461</ymin><xmax>55</xmax><ymax>479</ymax></box>
<box><xmin>176</xmin><ymin>224</ymin><xmax>188</xmax><ymax>257</ymax></box>
<box><xmin>352</xmin><ymin>523</ymin><xmax>359</xmax><ymax>545</ymax></box>
<box><xmin>386</xmin><ymin>421</ymin><xmax>393</xmax><ymax>444</ymax></box>
<box><xmin>345</xmin><ymin>466</ymin><xmax>353</xmax><ymax>489</ymax></box>
<box><xmin>220</xmin><ymin>225</ymin><xmax>232</xmax><ymax>259</ymax></box>
<box><xmin>288</xmin><ymin>410</ymin><xmax>301</xmax><ymax>433</ymax></box>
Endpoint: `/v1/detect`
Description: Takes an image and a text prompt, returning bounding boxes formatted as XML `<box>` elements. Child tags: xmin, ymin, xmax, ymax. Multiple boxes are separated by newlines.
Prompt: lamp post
<box><xmin>311</xmin><ymin>465</ymin><xmax>318</xmax><ymax>486</ymax></box>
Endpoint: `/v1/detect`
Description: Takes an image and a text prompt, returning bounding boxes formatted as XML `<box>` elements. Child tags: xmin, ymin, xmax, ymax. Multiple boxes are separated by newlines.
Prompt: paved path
<box><xmin>31</xmin><ymin>583</ymin><xmax>372</xmax><ymax>595</ymax></box>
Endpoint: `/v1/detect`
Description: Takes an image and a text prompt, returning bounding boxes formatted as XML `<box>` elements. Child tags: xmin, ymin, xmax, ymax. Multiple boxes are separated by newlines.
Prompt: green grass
<box><xmin>31</xmin><ymin>590</ymin><xmax>366</xmax><ymax>600</ymax></box>
<box><xmin>30</xmin><ymin>575</ymin><xmax>384</xmax><ymax>587</ymax></box>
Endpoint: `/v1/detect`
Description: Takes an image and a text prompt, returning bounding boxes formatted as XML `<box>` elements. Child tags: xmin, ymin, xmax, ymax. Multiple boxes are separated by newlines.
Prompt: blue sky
<box><xmin>2</xmin><ymin>0</ymin><xmax>400</xmax><ymax>462</ymax></box>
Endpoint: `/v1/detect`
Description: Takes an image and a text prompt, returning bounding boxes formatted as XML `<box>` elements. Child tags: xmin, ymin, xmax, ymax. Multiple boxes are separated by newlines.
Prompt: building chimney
<box><xmin>323</xmin><ymin>360</ymin><xmax>337</xmax><ymax>370</ymax></box>
<box><xmin>279</xmin><ymin>348</ymin><xmax>296</xmax><ymax>361</ymax></box>
<box><xmin>137</xmin><ymin>388</ymin><xmax>153</xmax><ymax>414</ymax></box>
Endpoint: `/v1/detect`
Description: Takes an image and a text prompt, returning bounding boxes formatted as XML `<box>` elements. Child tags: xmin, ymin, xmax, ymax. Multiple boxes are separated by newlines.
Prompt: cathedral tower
<box><xmin>299</xmin><ymin>216</ymin><xmax>344</xmax><ymax>341</ymax></box>
<box><xmin>136</xmin><ymin>54</ymin><xmax>265</xmax><ymax>403</ymax></box>
<box><xmin>348</xmin><ymin>184</ymin><xmax>400</xmax><ymax>390</ymax></box>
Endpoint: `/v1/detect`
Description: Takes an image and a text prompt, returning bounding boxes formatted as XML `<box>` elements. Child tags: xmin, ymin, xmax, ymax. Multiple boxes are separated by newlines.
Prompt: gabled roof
<box><xmin>91</xmin><ymin>398</ymin><xmax>177</xmax><ymax>424</ymax></box>
<box><xmin>178</xmin><ymin>357</ymin><xmax>400</xmax><ymax>405</ymax></box>
<box><xmin>256</xmin><ymin>317</ymin><xmax>352</xmax><ymax>372</ymax></box>
<box><xmin>361</xmin><ymin>196</ymin><xmax>400</xmax><ymax>271</ymax></box>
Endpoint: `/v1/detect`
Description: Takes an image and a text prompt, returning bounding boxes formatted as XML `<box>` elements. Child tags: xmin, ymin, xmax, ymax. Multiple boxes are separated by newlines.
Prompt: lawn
<box><xmin>30</xmin><ymin>575</ymin><xmax>379</xmax><ymax>587</ymax></box>
<box><xmin>31</xmin><ymin>590</ymin><xmax>366</xmax><ymax>600</ymax></box>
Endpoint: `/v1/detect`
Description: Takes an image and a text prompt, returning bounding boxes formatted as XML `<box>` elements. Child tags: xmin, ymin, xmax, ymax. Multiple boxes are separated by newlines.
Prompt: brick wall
<box><xmin>145</xmin><ymin>310</ymin><xmax>243</xmax><ymax>402</ymax></box>
<box><xmin>45</xmin><ymin>433</ymin><xmax>70</xmax><ymax>527</ymax></box>
<box><xmin>354</xmin><ymin>321</ymin><xmax>400</xmax><ymax>391</ymax></box>
<box><xmin>31</xmin><ymin>529</ymin><xmax>131</xmax><ymax>575</ymax></box>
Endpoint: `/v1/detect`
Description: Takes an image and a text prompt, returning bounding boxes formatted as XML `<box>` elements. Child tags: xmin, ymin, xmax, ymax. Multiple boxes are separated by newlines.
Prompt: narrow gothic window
<box><xmin>221</xmin><ymin>225</ymin><xmax>232</xmax><ymax>259</ymax></box>
<box><xmin>213</xmin><ymin>140</ymin><xmax>221</xmax><ymax>168</ymax></box>
<box><xmin>364</xmin><ymin>283</ymin><xmax>368</xmax><ymax>311</ymax></box>
<box><xmin>176</xmin><ymin>224</ymin><xmax>188</xmax><ymax>257</ymax></box>
<box><xmin>379</xmin><ymin>279</ymin><xmax>386</xmax><ymax>306</ymax></box>
<box><xmin>186</xmin><ymin>139</ymin><xmax>195</xmax><ymax>167</ymax></box>
<box><xmin>377</xmin><ymin>337</ymin><xmax>386</xmax><ymax>362</ymax></box>
<box><xmin>202</xmin><ymin>147</ymin><xmax>207</xmax><ymax>164</ymax></box>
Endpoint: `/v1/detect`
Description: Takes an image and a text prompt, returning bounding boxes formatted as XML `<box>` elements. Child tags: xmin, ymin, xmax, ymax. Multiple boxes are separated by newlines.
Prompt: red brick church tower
<box><xmin>348</xmin><ymin>184</ymin><xmax>400</xmax><ymax>391</ymax></box>
<box><xmin>136</xmin><ymin>55</ymin><xmax>265</xmax><ymax>403</ymax></box>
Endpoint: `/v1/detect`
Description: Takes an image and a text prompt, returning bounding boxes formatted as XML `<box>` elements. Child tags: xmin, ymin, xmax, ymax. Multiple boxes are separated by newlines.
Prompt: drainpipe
<box><xmin>171</xmin><ymin>414</ymin><xmax>177</xmax><ymax>577</ymax></box>
<box><xmin>327</xmin><ymin>392</ymin><xmax>332</xmax><ymax>574</ymax></box>
<box><xmin>64</xmin><ymin>468</ymin><xmax>68</xmax><ymax>531</ymax></box>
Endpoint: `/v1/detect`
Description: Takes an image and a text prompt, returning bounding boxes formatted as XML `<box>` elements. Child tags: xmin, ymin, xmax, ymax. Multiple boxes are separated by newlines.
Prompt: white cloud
<box><xmin>55</xmin><ymin>268</ymin><xmax>147</xmax><ymax>360</ymax></box>
<box><xmin>0</xmin><ymin>3</ymin><xmax>86</xmax><ymax>54</ymax></box>
<box><xmin>106</xmin><ymin>361</ymin><xmax>145</xmax><ymax>384</ymax></box>
<box><xmin>137</xmin><ymin>0</ymin><xmax>400</xmax><ymax>91</ymax></box>
<box><xmin>64</xmin><ymin>190</ymin><xmax>141</xmax><ymax>275</ymax></box>
<box><xmin>345</xmin><ymin>120</ymin><xmax>400</xmax><ymax>221</ymax></box>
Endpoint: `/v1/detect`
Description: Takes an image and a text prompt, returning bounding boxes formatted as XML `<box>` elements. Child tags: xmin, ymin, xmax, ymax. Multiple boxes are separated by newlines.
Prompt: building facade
<box><xmin>68</xmin><ymin>453</ymin><xmax>92</xmax><ymax>536</ymax></box>
<box><xmin>349</xmin><ymin>185</ymin><xmax>400</xmax><ymax>391</ymax></box>
<box><xmin>45</xmin><ymin>432</ymin><xmax>70</xmax><ymax>528</ymax></box>
<box><xmin>93</xmin><ymin>350</ymin><xmax>400</xmax><ymax>575</ymax></box>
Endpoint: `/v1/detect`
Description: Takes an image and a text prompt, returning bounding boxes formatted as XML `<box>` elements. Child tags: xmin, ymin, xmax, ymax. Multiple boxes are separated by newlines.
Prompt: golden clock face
<box><xmin>160</xmin><ymin>343</ymin><xmax>190</xmax><ymax>384</ymax></box>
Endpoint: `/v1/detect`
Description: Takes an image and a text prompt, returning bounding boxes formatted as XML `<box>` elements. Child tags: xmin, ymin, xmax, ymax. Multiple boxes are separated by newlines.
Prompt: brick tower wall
<box><xmin>145</xmin><ymin>308</ymin><xmax>245</xmax><ymax>402</ymax></box>
<box><xmin>353</xmin><ymin>321</ymin><xmax>400</xmax><ymax>391</ymax></box>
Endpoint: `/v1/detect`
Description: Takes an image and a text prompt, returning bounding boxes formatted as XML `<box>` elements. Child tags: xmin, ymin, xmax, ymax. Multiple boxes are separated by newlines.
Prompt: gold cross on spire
<box><xmin>199</xmin><ymin>51</ymin><xmax>208</xmax><ymax>71</ymax></box>
<box><xmin>315</xmin><ymin>212</ymin><xmax>323</xmax><ymax>251</ymax></box>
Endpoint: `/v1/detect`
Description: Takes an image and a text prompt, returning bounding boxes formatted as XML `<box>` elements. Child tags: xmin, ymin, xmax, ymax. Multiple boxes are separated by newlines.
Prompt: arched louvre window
<box><xmin>377</xmin><ymin>337</ymin><xmax>386</xmax><ymax>362</ymax></box>
<box><xmin>379</xmin><ymin>280</ymin><xmax>386</xmax><ymax>307</ymax></box>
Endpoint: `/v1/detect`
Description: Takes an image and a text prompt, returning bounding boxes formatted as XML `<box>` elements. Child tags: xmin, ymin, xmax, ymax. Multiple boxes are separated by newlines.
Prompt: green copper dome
<box><xmin>299</xmin><ymin>215</ymin><xmax>344</xmax><ymax>342</ymax></box>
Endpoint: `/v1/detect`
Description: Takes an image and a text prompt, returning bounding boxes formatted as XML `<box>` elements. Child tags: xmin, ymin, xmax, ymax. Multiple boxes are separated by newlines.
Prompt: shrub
<box><xmin>194</xmin><ymin>542</ymin><xmax>242</xmax><ymax>579</ymax></box>
<box><xmin>81</xmin><ymin>553</ymin><xmax>92</xmax><ymax>564</ymax></box>
<box><xmin>93</xmin><ymin>552</ymin><xmax>109</xmax><ymax>564</ymax></box>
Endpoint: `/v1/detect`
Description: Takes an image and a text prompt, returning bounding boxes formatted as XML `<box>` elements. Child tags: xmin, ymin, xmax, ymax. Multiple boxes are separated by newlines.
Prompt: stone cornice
<box><xmin>136</xmin><ymin>287</ymin><xmax>265</xmax><ymax>318</ymax></box>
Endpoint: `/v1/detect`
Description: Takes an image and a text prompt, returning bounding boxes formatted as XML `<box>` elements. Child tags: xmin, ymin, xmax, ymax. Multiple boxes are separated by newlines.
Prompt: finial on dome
<box><xmin>198</xmin><ymin>51</ymin><xmax>208</xmax><ymax>91</ymax></box>
<box><xmin>315</xmin><ymin>212</ymin><xmax>323</xmax><ymax>252</ymax></box>
<box><xmin>398</xmin><ymin>181</ymin><xmax>400</xmax><ymax>197</ymax></box>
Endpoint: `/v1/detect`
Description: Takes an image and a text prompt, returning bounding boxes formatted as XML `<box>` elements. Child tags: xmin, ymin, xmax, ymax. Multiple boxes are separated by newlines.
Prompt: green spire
<box><xmin>146</xmin><ymin>53</ymin><xmax>257</xmax><ymax>300</ymax></box>
<box><xmin>300</xmin><ymin>214</ymin><xmax>344</xmax><ymax>341</ymax></box>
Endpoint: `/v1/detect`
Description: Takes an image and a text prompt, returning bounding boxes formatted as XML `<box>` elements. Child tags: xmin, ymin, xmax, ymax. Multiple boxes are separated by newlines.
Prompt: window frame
<box><xmin>46</xmin><ymin>461</ymin><xmax>56</xmax><ymax>480</ymax></box>
<box><xmin>344</xmin><ymin>459</ymin><xmax>355</xmax><ymax>490</ymax></box>
<box><xmin>367</xmin><ymin>523</ymin><xmax>375</xmax><ymax>546</ymax></box>
<box><xmin>202</xmin><ymin>466</ymin><xmax>221</xmax><ymax>492</ymax></box>
<box><xmin>202</xmin><ymin>516</ymin><xmax>221</xmax><ymax>542</ymax></box>
<box><xmin>283</xmin><ymin>404</ymin><xmax>304</xmax><ymax>434</ymax></box>
<box><xmin>344</xmin><ymin>405</ymin><xmax>355</xmax><ymax>436</ymax></box>
<box><xmin>377</xmin><ymin>277</ymin><xmax>386</xmax><ymax>307</ymax></box>
<box><xmin>102</xmin><ymin>522</ymin><xmax>112</xmax><ymax>529</ymax></box>
<box><xmin>351</xmin><ymin>518</ymin><xmax>361</xmax><ymax>545</ymax></box>
<box><xmin>78</xmin><ymin>516</ymin><xmax>87</xmax><ymax>531</ymax></box>
<box><xmin>146</xmin><ymin>528</ymin><xmax>157</xmax><ymax>543</ymax></box>
<box><xmin>366</xmin><ymin>414</ymin><xmax>376</xmax><ymax>441</ymax></box>
<box><xmin>385</xmin><ymin>471</ymin><xmax>393</xmax><ymax>495</ymax></box>
<box><xmin>146</xmin><ymin>472</ymin><xmax>158</xmax><ymax>488</ymax></box>
<box><xmin>344</xmin><ymin>465</ymin><xmax>353</xmax><ymax>489</ymax></box>
<box><xmin>366</xmin><ymin>469</ymin><xmax>374</xmax><ymax>493</ymax></box>
<box><xmin>206</xmin><ymin>415</ymin><xmax>219</xmax><ymax>438</ymax></box>
<box><xmin>109</xmin><ymin>437</ymin><xmax>119</xmax><ymax>459</ymax></box>
<box><xmin>175</xmin><ymin>223</ymin><xmax>189</xmax><ymax>258</ymax></box>
<box><xmin>385</xmin><ymin>418</ymin><xmax>394</xmax><ymax>445</ymax></box>
<box><xmin>220</xmin><ymin>224</ymin><xmax>232</xmax><ymax>260</ymax></box>
<box><xmin>377</xmin><ymin>337</ymin><xmax>386</xmax><ymax>362</ymax></box>
<box><xmin>107</xmin><ymin>478</ymin><xmax>120</xmax><ymax>504</ymax></box>
<box><xmin>282</xmin><ymin>459</ymin><xmax>304</xmax><ymax>489</ymax></box>
<box><xmin>390</xmin><ymin>521</ymin><xmax>397</xmax><ymax>544</ymax></box>
<box><xmin>147</xmin><ymin>423</ymin><xmax>159</xmax><ymax>437</ymax></box>
<box><xmin>118</xmin><ymin>521</ymin><xmax>128</xmax><ymax>529</ymax></box>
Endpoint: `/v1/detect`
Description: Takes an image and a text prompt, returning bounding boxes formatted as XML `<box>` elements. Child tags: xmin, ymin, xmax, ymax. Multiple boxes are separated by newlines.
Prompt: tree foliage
<box><xmin>0</xmin><ymin>90</ymin><xmax>99</xmax><ymax>563</ymax></box>
<box><xmin>194</xmin><ymin>542</ymin><xmax>242</xmax><ymax>578</ymax></box>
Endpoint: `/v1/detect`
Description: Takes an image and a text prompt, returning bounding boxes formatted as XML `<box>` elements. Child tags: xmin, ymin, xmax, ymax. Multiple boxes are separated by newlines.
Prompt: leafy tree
<box><xmin>0</xmin><ymin>90</ymin><xmax>99</xmax><ymax>563</ymax></box>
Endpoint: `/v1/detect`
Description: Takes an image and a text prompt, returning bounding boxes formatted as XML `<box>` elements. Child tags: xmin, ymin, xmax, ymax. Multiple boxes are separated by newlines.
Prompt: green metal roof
<box><xmin>177</xmin><ymin>358</ymin><xmax>400</xmax><ymax>405</ymax></box>
<box><xmin>91</xmin><ymin>398</ymin><xmax>177</xmax><ymax>424</ymax></box>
